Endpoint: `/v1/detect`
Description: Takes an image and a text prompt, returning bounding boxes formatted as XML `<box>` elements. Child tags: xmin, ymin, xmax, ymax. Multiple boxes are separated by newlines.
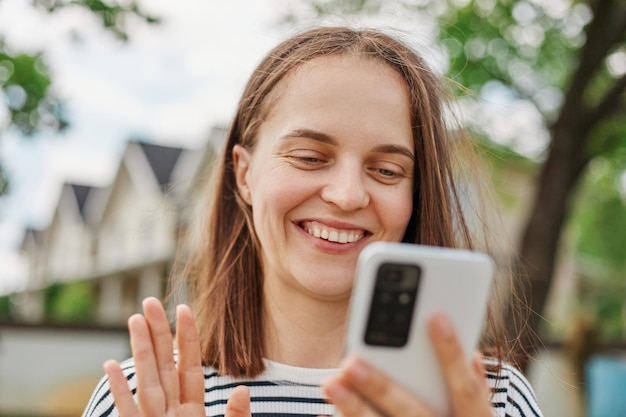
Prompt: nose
<box><xmin>320</xmin><ymin>160</ymin><xmax>370</xmax><ymax>211</ymax></box>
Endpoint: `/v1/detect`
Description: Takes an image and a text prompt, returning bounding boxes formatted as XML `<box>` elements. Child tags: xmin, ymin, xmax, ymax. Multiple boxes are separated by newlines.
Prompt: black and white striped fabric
<box><xmin>82</xmin><ymin>358</ymin><xmax>543</xmax><ymax>417</ymax></box>
<box><xmin>485</xmin><ymin>360</ymin><xmax>544</xmax><ymax>417</ymax></box>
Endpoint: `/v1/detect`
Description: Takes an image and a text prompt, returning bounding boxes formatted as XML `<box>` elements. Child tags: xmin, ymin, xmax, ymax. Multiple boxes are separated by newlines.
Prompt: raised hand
<box><xmin>103</xmin><ymin>297</ymin><xmax>205</xmax><ymax>417</ymax></box>
<box><xmin>323</xmin><ymin>313</ymin><xmax>492</xmax><ymax>417</ymax></box>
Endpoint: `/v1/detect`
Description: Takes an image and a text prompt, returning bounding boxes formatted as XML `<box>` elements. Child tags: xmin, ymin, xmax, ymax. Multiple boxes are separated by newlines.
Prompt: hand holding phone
<box><xmin>343</xmin><ymin>242</ymin><xmax>494</xmax><ymax>417</ymax></box>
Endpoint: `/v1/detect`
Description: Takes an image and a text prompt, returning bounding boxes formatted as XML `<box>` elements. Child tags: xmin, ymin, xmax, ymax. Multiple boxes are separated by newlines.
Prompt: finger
<box><xmin>225</xmin><ymin>385</ymin><xmax>251</xmax><ymax>417</ymax></box>
<box><xmin>322</xmin><ymin>375</ymin><xmax>379</xmax><ymax>417</ymax></box>
<box><xmin>335</xmin><ymin>356</ymin><xmax>435</xmax><ymax>417</ymax></box>
<box><xmin>142</xmin><ymin>297</ymin><xmax>180</xmax><ymax>407</ymax></box>
<box><xmin>176</xmin><ymin>304</ymin><xmax>204</xmax><ymax>404</ymax></box>
<box><xmin>129</xmin><ymin>313</ymin><xmax>166</xmax><ymax>416</ymax></box>
<box><xmin>427</xmin><ymin>313</ymin><xmax>491</xmax><ymax>416</ymax></box>
<box><xmin>104</xmin><ymin>359</ymin><xmax>139</xmax><ymax>417</ymax></box>
<box><xmin>471</xmin><ymin>351</ymin><xmax>491</xmax><ymax>401</ymax></box>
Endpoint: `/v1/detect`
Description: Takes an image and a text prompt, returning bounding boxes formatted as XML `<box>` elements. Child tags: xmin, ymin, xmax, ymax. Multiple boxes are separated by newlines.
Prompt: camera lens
<box><xmin>398</xmin><ymin>293</ymin><xmax>411</xmax><ymax>305</ymax></box>
<box><xmin>365</xmin><ymin>263</ymin><xmax>421</xmax><ymax>347</ymax></box>
<box><xmin>383</xmin><ymin>270</ymin><xmax>402</xmax><ymax>284</ymax></box>
<box><xmin>379</xmin><ymin>292</ymin><xmax>392</xmax><ymax>304</ymax></box>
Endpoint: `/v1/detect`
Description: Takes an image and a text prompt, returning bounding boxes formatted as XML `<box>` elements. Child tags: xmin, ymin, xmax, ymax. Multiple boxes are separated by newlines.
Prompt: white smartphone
<box><xmin>344</xmin><ymin>242</ymin><xmax>495</xmax><ymax>417</ymax></box>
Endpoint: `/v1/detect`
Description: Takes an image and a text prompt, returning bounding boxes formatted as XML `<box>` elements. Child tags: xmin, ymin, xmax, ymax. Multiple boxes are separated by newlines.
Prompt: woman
<box><xmin>83</xmin><ymin>26</ymin><xmax>543</xmax><ymax>417</ymax></box>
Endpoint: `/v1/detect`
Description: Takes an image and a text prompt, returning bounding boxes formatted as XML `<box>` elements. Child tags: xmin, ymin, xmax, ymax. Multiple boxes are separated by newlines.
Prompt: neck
<box><xmin>262</xmin><ymin>281</ymin><xmax>349</xmax><ymax>369</ymax></box>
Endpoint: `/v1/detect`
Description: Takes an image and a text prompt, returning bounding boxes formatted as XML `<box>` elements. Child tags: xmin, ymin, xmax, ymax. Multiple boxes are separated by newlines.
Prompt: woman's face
<box><xmin>233</xmin><ymin>55</ymin><xmax>414</xmax><ymax>301</ymax></box>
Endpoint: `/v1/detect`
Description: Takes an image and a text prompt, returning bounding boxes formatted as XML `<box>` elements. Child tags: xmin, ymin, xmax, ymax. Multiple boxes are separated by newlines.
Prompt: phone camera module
<box><xmin>364</xmin><ymin>263</ymin><xmax>421</xmax><ymax>347</ymax></box>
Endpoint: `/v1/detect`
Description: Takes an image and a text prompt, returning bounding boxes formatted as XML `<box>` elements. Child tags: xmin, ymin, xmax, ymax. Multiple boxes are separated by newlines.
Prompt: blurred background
<box><xmin>0</xmin><ymin>0</ymin><xmax>625</xmax><ymax>416</ymax></box>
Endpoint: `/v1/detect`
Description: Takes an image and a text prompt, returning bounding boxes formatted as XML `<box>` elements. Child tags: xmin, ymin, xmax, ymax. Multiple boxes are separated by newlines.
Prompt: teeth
<box><xmin>303</xmin><ymin>222</ymin><xmax>364</xmax><ymax>244</ymax></box>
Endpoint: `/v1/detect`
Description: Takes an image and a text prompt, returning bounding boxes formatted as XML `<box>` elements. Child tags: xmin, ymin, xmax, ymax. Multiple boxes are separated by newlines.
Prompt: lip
<box><xmin>298</xmin><ymin>218</ymin><xmax>371</xmax><ymax>231</ymax></box>
<box><xmin>294</xmin><ymin>218</ymin><xmax>372</xmax><ymax>254</ymax></box>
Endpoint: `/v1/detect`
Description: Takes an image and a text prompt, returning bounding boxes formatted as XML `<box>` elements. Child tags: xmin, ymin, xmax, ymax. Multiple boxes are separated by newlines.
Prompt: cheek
<box><xmin>379</xmin><ymin>186</ymin><xmax>414</xmax><ymax>235</ymax></box>
<box><xmin>250</xmin><ymin>173</ymin><xmax>309</xmax><ymax>225</ymax></box>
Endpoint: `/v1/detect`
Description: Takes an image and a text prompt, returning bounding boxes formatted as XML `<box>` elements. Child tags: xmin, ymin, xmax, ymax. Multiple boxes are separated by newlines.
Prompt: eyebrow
<box><xmin>282</xmin><ymin>129</ymin><xmax>336</xmax><ymax>144</ymax></box>
<box><xmin>281</xmin><ymin>129</ymin><xmax>414</xmax><ymax>161</ymax></box>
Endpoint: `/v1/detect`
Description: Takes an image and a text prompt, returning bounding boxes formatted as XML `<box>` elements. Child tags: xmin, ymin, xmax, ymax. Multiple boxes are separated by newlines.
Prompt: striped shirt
<box><xmin>82</xmin><ymin>358</ymin><xmax>543</xmax><ymax>417</ymax></box>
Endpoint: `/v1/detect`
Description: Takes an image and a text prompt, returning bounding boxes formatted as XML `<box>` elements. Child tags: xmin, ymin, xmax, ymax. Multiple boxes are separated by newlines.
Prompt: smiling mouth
<box><xmin>300</xmin><ymin>221</ymin><xmax>367</xmax><ymax>244</ymax></box>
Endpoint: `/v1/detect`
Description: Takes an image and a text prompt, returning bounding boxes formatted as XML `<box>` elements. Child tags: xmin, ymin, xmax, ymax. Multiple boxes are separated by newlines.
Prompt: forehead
<box><xmin>253</xmin><ymin>54</ymin><xmax>414</xmax><ymax>155</ymax></box>
<box><xmin>264</xmin><ymin>54</ymin><xmax>410</xmax><ymax>118</ymax></box>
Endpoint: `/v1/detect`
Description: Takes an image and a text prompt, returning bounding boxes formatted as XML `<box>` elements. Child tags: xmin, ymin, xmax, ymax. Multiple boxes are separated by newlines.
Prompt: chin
<box><xmin>291</xmin><ymin>257</ymin><xmax>358</xmax><ymax>299</ymax></box>
<box><xmin>300</xmin><ymin>276</ymin><xmax>354</xmax><ymax>301</ymax></box>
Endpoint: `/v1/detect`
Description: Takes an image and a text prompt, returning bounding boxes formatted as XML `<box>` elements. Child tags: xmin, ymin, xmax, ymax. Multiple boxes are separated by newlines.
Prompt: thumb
<box><xmin>226</xmin><ymin>385</ymin><xmax>251</xmax><ymax>417</ymax></box>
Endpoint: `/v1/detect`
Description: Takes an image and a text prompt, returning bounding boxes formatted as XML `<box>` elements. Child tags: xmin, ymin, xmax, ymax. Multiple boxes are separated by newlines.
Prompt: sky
<box><xmin>0</xmin><ymin>0</ymin><xmax>293</xmax><ymax>293</ymax></box>
<box><xmin>0</xmin><ymin>0</ymin><xmax>551</xmax><ymax>295</ymax></box>
<box><xmin>0</xmin><ymin>0</ymin><xmax>450</xmax><ymax>294</ymax></box>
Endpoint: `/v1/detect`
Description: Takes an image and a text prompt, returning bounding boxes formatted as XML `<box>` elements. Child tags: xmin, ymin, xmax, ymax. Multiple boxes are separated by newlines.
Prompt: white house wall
<box><xmin>96</xmin><ymin>166</ymin><xmax>177</xmax><ymax>273</ymax></box>
<box><xmin>44</xmin><ymin>188</ymin><xmax>95</xmax><ymax>284</ymax></box>
<box><xmin>12</xmin><ymin>138</ymin><xmax>185</xmax><ymax>324</ymax></box>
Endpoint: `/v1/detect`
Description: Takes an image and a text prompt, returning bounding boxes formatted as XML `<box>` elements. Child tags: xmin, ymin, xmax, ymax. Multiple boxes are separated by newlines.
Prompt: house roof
<box><xmin>70</xmin><ymin>184</ymin><xmax>93</xmax><ymax>220</ymax></box>
<box><xmin>169</xmin><ymin>125</ymin><xmax>228</xmax><ymax>197</ymax></box>
<box><xmin>20</xmin><ymin>226</ymin><xmax>45</xmax><ymax>252</ymax></box>
<box><xmin>138</xmin><ymin>142</ymin><xmax>184</xmax><ymax>189</ymax></box>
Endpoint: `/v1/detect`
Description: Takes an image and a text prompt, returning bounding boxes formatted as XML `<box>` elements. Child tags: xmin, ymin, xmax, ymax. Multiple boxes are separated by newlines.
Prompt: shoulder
<box><xmin>484</xmin><ymin>359</ymin><xmax>544</xmax><ymax>417</ymax></box>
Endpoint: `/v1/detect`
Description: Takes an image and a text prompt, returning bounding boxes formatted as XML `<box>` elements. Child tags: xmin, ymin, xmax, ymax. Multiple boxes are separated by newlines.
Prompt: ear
<box><xmin>232</xmin><ymin>144</ymin><xmax>252</xmax><ymax>205</ymax></box>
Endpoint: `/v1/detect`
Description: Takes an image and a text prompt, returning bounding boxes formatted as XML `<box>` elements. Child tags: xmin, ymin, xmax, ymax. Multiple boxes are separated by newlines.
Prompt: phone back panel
<box><xmin>345</xmin><ymin>242</ymin><xmax>494</xmax><ymax>417</ymax></box>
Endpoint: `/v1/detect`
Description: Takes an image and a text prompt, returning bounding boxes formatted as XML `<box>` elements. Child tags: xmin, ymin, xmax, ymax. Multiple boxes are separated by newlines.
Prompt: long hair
<box><xmin>177</xmin><ymin>26</ymin><xmax>510</xmax><ymax>377</ymax></box>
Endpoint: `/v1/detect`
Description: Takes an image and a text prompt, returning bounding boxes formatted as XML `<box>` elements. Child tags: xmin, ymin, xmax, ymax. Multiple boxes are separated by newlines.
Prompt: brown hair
<box><xmin>178</xmin><ymin>26</ymin><xmax>509</xmax><ymax>377</ymax></box>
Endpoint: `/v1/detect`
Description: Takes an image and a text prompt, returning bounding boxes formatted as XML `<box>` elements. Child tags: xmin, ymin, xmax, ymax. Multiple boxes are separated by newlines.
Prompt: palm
<box><xmin>160</xmin><ymin>402</ymin><xmax>205</xmax><ymax>417</ymax></box>
<box><xmin>104</xmin><ymin>298</ymin><xmax>206</xmax><ymax>417</ymax></box>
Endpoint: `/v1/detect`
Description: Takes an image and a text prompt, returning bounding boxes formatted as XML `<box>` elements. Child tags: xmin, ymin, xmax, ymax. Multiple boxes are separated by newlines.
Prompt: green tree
<box><xmin>289</xmin><ymin>0</ymin><xmax>626</xmax><ymax>369</ymax></box>
<box><xmin>45</xmin><ymin>280</ymin><xmax>96</xmax><ymax>322</ymax></box>
<box><xmin>0</xmin><ymin>0</ymin><xmax>159</xmax><ymax>195</ymax></box>
<box><xmin>571</xmin><ymin>144</ymin><xmax>626</xmax><ymax>342</ymax></box>
<box><xmin>0</xmin><ymin>294</ymin><xmax>12</xmax><ymax>320</ymax></box>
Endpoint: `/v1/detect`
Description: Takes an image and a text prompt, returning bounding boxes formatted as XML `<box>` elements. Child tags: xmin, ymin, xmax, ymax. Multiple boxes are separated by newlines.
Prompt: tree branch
<box><xmin>563</xmin><ymin>0</ymin><xmax>626</xmax><ymax>108</ymax></box>
<box><xmin>584</xmin><ymin>71</ymin><xmax>626</xmax><ymax>129</ymax></box>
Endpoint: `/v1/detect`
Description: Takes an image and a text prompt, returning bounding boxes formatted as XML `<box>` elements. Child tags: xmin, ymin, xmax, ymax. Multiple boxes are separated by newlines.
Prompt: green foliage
<box><xmin>0</xmin><ymin>0</ymin><xmax>160</xmax><ymax>196</ymax></box>
<box><xmin>309</xmin><ymin>0</ymin><xmax>381</xmax><ymax>16</ymax></box>
<box><xmin>0</xmin><ymin>49</ymin><xmax>66</xmax><ymax>136</ymax></box>
<box><xmin>438</xmin><ymin>0</ymin><xmax>582</xmax><ymax>103</ymax></box>
<box><xmin>577</xmin><ymin>269</ymin><xmax>626</xmax><ymax>341</ymax></box>
<box><xmin>43</xmin><ymin>281</ymin><xmax>62</xmax><ymax>318</ymax></box>
<box><xmin>595</xmin><ymin>288</ymin><xmax>626</xmax><ymax>340</ymax></box>
<box><xmin>473</xmin><ymin>135</ymin><xmax>538</xmax><ymax>209</ymax></box>
<box><xmin>0</xmin><ymin>294</ymin><xmax>12</xmax><ymax>320</ymax></box>
<box><xmin>0</xmin><ymin>164</ymin><xmax>8</xmax><ymax>195</ymax></box>
<box><xmin>474</xmin><ymin>134</ymin><xmax>536</xmax><ymax>172</ymax></box>
<box><xmin>570</xmin><ymin>127</ymin><xmax>626</xmax><ymax>340</ymax></box>
<box><xmin>33</xmin><ymin>0</ymin><xmax>161</xmax><ymax>41</ymax></box>
<box><xmin>44</xmin><ymin>281</ymin><xmax>96</xmax><ymax>322</ymax></box>
<box><xmin>572</xmin><ymin>151</ymin><xmax>626</xmax><ymax>270</ymax></box>
<box><xmin>0</xmin><ymin>0</ymin><xmax>158</xmax><ymax>137</ymax></box>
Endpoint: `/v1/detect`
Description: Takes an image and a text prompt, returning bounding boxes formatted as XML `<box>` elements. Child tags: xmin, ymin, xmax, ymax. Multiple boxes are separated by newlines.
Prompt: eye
<box><xmin>367</xmin><ymin>162</ymin><xmax>409</xmax><ymax>184</ymax></box>
<box><xmin>377</xmin><ymin>168</ymin><xmax>397</xmax><ymax>178</ymax></box>
<box><xmin>286</xmin><ymin>150</ymin><xmax>329</xmax><ymax>169</ymax></box>
<box><xmin>297</xmin><ymin>156</ymin><xmax>323</xmax><ymax>164</ymax></box>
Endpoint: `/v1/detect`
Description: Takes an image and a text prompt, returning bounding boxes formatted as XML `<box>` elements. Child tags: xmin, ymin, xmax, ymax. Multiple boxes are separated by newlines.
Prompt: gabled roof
<box><xmin>20</xmin><ymin>226</ymin><xmax>45</xmax><ymax>252</ymax></box>
<box><xmin>88</xmin><ymin>139</ymin><xmax>187</xmax><ymax>226</ymax></box>
<box><xmin>169</xmin><ymin>125</ymin><xmax>228</xmax><ymax>197</ymax></box>
<box><xmin>138</xmin><ymin>142</ymin><xmax>183</xmax><ymax>190</ymax></box>
<box><xmin>70</xmin><ymin>184</ymin><xmax>93</xmax><ymax>220</ymax></box>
